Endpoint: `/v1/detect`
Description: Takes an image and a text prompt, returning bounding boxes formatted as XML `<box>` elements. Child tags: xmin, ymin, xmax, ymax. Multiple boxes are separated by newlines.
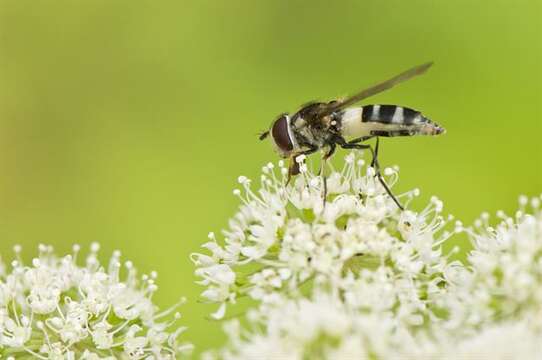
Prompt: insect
<box><xmin>259</xmin><ymin>62</ymin><xmax>445</xmax><ymax>210</ymax></box>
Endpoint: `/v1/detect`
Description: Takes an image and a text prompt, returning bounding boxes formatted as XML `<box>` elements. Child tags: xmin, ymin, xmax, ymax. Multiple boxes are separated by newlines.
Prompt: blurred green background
<box><xmin>1</xmin><ymin>0</ymin><xmax>541</xmax><ymax>354</ymax></box>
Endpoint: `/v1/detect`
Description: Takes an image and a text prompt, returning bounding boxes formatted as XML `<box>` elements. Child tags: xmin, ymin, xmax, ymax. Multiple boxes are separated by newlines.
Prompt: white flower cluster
<box><xmin>0</xmin><ymin>243</ymin><xmax>192</xmax><ymax>359</ymax></box>
<box><xmin>193</xmin><ymin>152</ymin><xmax>542</xmax><ymax>359</ymax></box>
<box><xmin>443</xmin><ymin>196</ymin><xmax>542</xmax><ymax>333</ymax></box>
<box><xmin>193</xmin><ymin>153</ymin><xmax>456</xmax><ymax>358</ymax></box>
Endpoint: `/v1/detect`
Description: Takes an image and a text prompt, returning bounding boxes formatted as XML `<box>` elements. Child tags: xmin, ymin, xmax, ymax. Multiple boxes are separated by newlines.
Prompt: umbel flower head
<box><xmin>443</xmin><ymin>195</ymin><xmax>542</xmax><ymax>333</ymax></box>
<box><xmin>194</xmin><ymin>151</ymin><xmax>542</xmax><ymax>359</ymax></box>
<box><xmin>0</xmin><ymin>243</ymin><xmax>192</xmax><ymax>359</ymax></box>
<box><xmin>191</xmin><ymin>152</ymin><xmax>458</xmax><ymax>324</ymax></box>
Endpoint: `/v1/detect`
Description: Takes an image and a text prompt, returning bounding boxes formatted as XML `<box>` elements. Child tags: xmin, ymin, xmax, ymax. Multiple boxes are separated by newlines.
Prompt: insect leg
<box><xmin>338</xmin><ymin>141</ymin><xmax>371</xmax><ymax>151</ymax></box>
<box><xmin>287</xmin><ymin>146</ymin><xmax>318</xmax><ymax>184</ymax></box>
<box><xmin>368</xmin><ymin>139</ymin><xmax>403</xmax><ymax>210</ymax></box>
<box><xmin>320</xmin><ymin>143</ymin><xmax>337</xmax><ymax>206</ymax></box>
<box><xmin>370</xmin><ymin>138</ymin><xmax>404</xmax><ymax>210</ymax></box>
<box><xmin>347</xmin><ymin>136</ymin><xmax>374</xmax><ymax>145</ymax></box>
<box><xmin>338</xmin><ymin>137</ymin><xmax>404</xmax><ymax>210</ymax></box>
<box><xmin>323</xmin><ymin>143</ymin><xmax>337</xmax><ymax>160</ymax></box>
<box><xmin>371</xmin><ymin>137</ymin><xmax>380</xmax><ymax>168</ymax></box>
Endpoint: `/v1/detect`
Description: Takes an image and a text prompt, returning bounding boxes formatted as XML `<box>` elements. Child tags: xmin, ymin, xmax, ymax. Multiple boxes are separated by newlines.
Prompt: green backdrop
<box><xmin>1</xmin><ymin>0</ymin><xmax>541</xmax><ymax>354</ymax></box>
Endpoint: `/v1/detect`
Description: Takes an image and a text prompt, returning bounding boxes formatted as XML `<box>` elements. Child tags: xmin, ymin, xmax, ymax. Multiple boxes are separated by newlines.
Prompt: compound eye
<box><xmin>271</xmin><ymin>114</ymin><xmax>294</xmax><ymax>154</ymax></box>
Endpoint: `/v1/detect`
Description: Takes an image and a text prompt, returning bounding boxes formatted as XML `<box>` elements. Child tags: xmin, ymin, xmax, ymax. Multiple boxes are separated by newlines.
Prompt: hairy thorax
<box><xmin>292</xmin><ymin>115</ymin><xmax>335</xmax><ymax>150</ymax></box>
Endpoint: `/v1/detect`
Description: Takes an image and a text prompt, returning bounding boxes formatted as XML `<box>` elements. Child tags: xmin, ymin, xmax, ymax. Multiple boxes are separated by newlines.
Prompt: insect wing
<box><xmin>323</xmin><ymin>62</ymin><xmax>433</xmax><ymax>115</ymax></box>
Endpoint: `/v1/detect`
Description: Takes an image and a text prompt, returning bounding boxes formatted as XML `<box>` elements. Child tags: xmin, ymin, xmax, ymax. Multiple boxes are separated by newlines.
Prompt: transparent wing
<box><xmin>322</xmin><ymin>62</ymin><xmax>433</xmax><ymax>115</ymax></box>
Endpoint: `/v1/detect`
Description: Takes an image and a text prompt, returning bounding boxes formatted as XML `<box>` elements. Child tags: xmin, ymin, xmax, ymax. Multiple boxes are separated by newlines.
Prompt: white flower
<box><xmin>194</xmin><ymin>153</ymin><xmax>462</xmax><ymax>360</ymax></box>
<box><xmin>192</xmin><ymin>153</ymin><xmax>454</xmax><ymax>320</ymax></box>
<box><xmin>0</xmin><ymin>244</ymin><xmax>191</xmax><ymax>359</ymax></box>
<box><xmin>436</xmin><ymin>320</ymin><xmax>542</xmax><ymax>360</ymax></box>
<box><xmin>207</xmin><ymin>291</ymin><xmax>438</xmax><ymax>360</ymax></box>
<box><xmin>443</xmin><ymin>196</ymin><xmax>542</xmax><ymax>333</ymax></box>
<box><xmin>195</xmin><ymin>150</ymin><xmax>542</xmax><ymax>359</ymax></box>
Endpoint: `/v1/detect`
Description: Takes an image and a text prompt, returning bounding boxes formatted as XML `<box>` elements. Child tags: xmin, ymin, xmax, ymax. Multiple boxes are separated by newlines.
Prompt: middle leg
<box><xmin>320</xmin><ymin>143</ymin><xmax>337</xmax><ymax>206</ymax></box>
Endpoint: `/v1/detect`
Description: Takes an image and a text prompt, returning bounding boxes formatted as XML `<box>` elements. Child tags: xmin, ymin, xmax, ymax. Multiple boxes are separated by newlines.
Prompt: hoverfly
<box><xmin>259</xmin><ymin>62</ymin><xmax>445</xmax><ymax>210</ymax></box>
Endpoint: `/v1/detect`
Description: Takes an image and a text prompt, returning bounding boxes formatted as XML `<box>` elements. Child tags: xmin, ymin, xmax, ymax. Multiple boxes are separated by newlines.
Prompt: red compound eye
<box><xmin>271</xmin><ymin>114</ymin><xmax>293</xmax><ymax>154</ymax></box>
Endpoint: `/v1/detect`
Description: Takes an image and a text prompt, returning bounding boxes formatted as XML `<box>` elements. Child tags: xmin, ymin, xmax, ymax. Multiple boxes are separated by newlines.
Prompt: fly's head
<box><xmin>260</xmin><ymin>113</ymin><xmax>296</xmax><ymax>158</ymax></box>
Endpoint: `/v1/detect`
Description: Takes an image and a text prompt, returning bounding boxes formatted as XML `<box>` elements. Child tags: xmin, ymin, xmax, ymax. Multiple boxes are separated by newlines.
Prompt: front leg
<box><xmin>287</xmin><ymin>146</ymin><xmax>318</xmax><ymax>184</ymax></box>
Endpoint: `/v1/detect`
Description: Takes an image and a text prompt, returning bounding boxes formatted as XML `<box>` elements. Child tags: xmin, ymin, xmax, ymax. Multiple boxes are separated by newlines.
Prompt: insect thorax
<box><xmin>291</xmin><ymin>113</ymin><xmax>336</xmax><ymax>150</ymax></box>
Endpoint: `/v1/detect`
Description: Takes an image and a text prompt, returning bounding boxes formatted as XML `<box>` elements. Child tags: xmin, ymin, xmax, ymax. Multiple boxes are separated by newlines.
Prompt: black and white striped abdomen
<box><xmin>362</xmin><ymin>104</ymin><xmax>425</xmax><ymax>126</ymax></box>
<box><xmin>339</xmin><ymin>104</ymin><xmax>445</xmax><ymax>138</ymax></box>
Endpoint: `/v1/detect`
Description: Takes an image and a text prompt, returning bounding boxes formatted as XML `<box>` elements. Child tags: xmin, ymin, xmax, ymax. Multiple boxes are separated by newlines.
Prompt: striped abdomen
<box><xmin>339</xmin><ymin>104</ymin><xmax>445</xmax><ymax>138</ymax></box>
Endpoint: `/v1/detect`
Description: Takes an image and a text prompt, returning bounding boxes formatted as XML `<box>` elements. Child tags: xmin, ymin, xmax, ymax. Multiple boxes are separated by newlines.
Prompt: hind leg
<box><xmin>336</xmin><ymin>136</ymin><xmax>404</xmax><ymax>210</ymax></box>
